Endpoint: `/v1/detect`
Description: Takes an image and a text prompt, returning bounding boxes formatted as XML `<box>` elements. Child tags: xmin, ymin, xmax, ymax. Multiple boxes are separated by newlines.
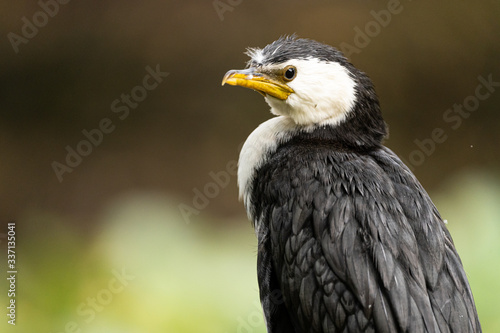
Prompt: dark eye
<box><xmin>283</xmin><ymin>66</ymin><xmax>297</xmax><ymax>81</ymax></box>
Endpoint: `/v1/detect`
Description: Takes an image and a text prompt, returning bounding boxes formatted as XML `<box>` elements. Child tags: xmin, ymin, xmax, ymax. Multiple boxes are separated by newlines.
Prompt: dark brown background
<box><xmin>1</xmin><ymin>1</ymin><xmax>499</xmax><ymax>225</ymax></box>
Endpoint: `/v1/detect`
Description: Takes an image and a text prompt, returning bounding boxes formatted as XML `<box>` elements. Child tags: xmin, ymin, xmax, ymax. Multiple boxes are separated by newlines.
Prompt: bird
<box><xmin>221</xmin><ymin>35</ymin><xmax>481</xmax><ymax>333</ymax></box>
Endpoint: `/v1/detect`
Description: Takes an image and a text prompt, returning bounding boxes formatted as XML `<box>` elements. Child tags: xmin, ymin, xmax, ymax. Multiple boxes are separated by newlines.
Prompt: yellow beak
<box><xmin>221</xmin><ymin>68</ymin><xmax>294</xmax><ymax>100</ymax></box>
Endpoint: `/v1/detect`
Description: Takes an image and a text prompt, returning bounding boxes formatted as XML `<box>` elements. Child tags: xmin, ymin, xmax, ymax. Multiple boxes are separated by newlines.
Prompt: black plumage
<box><xmin>223</xmin><ymin>36</ymin><xmax>481</xmax><ymax>333</ymax></box>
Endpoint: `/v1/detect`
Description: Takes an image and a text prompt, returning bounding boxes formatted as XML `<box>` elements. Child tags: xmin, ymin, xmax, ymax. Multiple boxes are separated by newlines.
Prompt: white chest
<box><xmin>237</xmin><ymin>116</ymin><xmax>299</xmax><ymax>219</ymax></box>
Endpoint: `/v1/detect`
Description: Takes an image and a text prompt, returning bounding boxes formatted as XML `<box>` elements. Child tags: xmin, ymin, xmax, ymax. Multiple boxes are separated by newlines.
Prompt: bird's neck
<box><xmin>320</xmin><ymin>101</ymin><xmax>387</xmax><ymax>151</ymax></box>
<box><xmin>238</xmin><ymin>116</ymin><xmax>296</xmax><ymax>208</ymax></box>
<box><xmin>238</xmin><ymin>111</ymin><xmax>386</xmax><ymax>217</ymax></box>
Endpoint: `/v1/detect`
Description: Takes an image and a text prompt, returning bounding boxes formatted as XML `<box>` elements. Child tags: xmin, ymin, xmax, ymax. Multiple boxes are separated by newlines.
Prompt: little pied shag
<box><xmin>222</xmin><ymin>36</ymin><xmax>481</xmax><ymax>333</ymax></box>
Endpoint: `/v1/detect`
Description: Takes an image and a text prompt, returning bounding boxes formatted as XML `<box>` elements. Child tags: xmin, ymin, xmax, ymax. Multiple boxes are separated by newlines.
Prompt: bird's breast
<box><xmin>238</xmin><ymin>116</ymin><xmax>299</xmax><ymax>214</ymax></box>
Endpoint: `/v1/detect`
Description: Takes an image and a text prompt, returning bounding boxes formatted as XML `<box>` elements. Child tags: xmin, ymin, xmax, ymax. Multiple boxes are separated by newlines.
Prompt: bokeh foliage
<box><xmin>1</xmin><ymin>171</ymin><xmax>499</xmax><ymax>332</ymax></box>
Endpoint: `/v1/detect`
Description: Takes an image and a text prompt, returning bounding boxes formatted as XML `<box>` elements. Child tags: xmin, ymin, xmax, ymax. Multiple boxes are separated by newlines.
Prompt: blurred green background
<box><xmin>0</xmin><ymin>1</ymin><xmax>499</xmax><ymax>332</ymax></box>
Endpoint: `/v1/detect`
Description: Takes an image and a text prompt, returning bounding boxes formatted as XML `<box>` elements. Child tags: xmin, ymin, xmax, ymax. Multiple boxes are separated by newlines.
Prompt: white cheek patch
<box><xmin>265</xmin><ymin>58</ymin><xmax>357</xmax><ymax>127</ymax></box>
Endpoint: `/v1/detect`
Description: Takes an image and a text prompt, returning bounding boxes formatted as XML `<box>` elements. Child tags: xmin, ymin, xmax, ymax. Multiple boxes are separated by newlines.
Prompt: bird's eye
<box><xmin>283</xmin><ymin>66</ymin><xmax>297</xmax><ymax>81</ymax></box>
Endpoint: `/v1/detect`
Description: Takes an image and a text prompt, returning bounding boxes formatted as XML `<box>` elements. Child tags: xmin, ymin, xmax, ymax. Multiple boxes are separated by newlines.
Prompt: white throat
<box><xmin>238</xmin><ymin>117</ymin><xmax>297</xmax><ymax>213</ymax></box>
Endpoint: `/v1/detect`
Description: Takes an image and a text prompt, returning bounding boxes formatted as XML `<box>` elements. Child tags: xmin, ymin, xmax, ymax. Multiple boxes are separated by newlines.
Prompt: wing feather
<box><xmin>252</xmin><ymin>144</ymin><xmax>481</xmax><ymax>332</ymax></box>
